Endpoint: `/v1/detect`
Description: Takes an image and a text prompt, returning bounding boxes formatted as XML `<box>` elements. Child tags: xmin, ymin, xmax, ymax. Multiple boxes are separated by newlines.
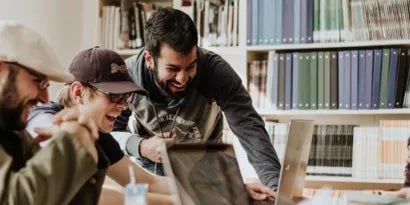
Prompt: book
<box><xmin>364</xmin><ymin>49</ymin><xmax>374</xmax><ymax>109</ymax></box>
<box><xmin>251</xmin><ymin>0</ymin><xmax>258</xmax><ymax>45</ymax></box>
<box><xmin>284</xmin><ymin>53</ymin><xmax>293</xmax><ymax>110</ymax></box>
<box><xmin>310</xmin><ymin>52</ymin><xmax>318</xmax><ymax>109</ymax></box>
<box><xmin>294</xmin><ymin>0</ymin><xmax>301</xmax><ymax>44</ymax></box>
<box><xmin>358</xmin><ymin>50</ymin><xmax>366</xmax><ymax>109</ymax></box>
<box><xmin>371</xmin><ymin>49</ymin><xmax>382</xmax><ymax>109</ymax></box>
<box><xmin>305</xmin><ymin>0</ymin><xmax>314</xmax><ymax>43</ymax></box>
<box><xmin>387</xmin><ymin>48</ymin><xmax>399</xmax><ymax>108</ymax></box>
<box><xmin>338</xmin><ymin>51</ymin><xmax>345</xmax><ymax>109</ymax></box>
<box><xmin>343</xmin><ymin>50</ymin><xmax>351</xmax><ymax>109</ymax></box>
<box><xmin>350</xmin><ymin>50</ymin><xmax>359</xmax><ymax>110</ymax></box>
<box><xmin>330</xmin><ymin>51</ymin><xmax>338</xmax><ymax>109</ymax></box>
<box><xmin>299</xmin><ymin>52</ymin><xmax>311</xmax><ymax>109</ymax></box>
<box><xmin>379</xmin><ymin>48</ymin><xmax>391</xmax><ymax>109</ymax></box>
<box><xmin>292</xmin><ymin>52</ymin><xmax>299</xmax><ymax>109</ymax></box>
<box><xmin>271</xmin><ymin>52</ymin><xmax>279</xmax><ymax>110</ymax></box>
<box><xmin>273</xmin><ymin>0</ymin><xmax>283</xmax><ymax>44</ymax></box>
<box><xmin>282</xmin><ymin>0</ymin><xmax>295</xmax><ymax>44</ymax></box>
<box><xmin>278</xmin><ymin>53</ymin><xmax>286</xmax><ymax>110</ymax></box>
<box><xmin>324</xmin><ymin>51</ymin><xmax>331</xmax><ymax>109</ymax></box>
<box><xmin>394</xmin><ymin>48</ymin><xmax>410</xmax><ymax>108</ymax></box>
<box><xmin>317</xmin><ymin>51</ymin><xmax>325</xmax><ymax>109</ymax></box>
<box><xmin>265</xmin><ymin>51</ymin><xmax>277</xmax><ymax>110</ymax></box>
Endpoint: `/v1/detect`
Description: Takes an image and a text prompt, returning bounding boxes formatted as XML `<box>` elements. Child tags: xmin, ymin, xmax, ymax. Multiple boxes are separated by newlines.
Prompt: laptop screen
<box><xmin>162</xmin><ymin>143</ymin><xmax>251</xmax><ymax>205</ymax></box>
<box><xmin>161</xmin><ymin>120</ymin><xmax>314</xmax><ymax>205</ymax></box>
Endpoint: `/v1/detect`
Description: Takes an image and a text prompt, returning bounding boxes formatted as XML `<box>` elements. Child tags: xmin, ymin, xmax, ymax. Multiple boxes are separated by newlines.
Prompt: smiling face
<box><xmin>70</xmin><ymin>82</ymin><xmax>128</xmax><ymax>133</ymax></box>
<box><xmin>144</xmin><ymin>44</ymin><xmax>197</xmax><ymax>98</ymax></box>
<box><xmin>0</xmin><ymin>62</ymin><xmax>49</xmax><ymax>130</ymax></box>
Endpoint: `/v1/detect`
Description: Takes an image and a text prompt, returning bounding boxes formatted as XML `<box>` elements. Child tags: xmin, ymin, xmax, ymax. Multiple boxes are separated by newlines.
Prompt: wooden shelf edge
<box><xmin>257</xmin><ymin>109</ymin><xmax>410</xmax><ymax>116</ymax></box>
<box><xmin>116</xmin><ymin>46</ymin><xmax>245</xmax><ymax>56</ymax></box>
<box><xmin>247</xmin><ymin>39</ymin><xmax>410</xmax><ymax>51</ymax></box>
<box><xmin>115</xmin><ymin>49</ymin><xmax>141</xmax><ymax>56</ymax></box>
<box><xmin>305</xmin><ymin>176</ymin><xmax>403</xmax><ymax>190</ymax></box>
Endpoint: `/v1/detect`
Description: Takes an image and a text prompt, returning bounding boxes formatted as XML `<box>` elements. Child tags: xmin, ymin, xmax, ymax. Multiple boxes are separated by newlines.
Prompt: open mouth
<box><xmin>106</xmin><ymin>115</ymin><xmax>116</xmax><ymax>122</ymax></box>
<box><xmin>169</xmin><ymin>82</ymin><xmax>186</xmax><ymax>91</ymax></box>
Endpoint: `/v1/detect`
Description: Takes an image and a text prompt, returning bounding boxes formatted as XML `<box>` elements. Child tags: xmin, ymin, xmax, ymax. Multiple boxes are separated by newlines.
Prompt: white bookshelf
<box><xmin>227</xmin><ymin>0</ymin><xmax>410</xmax><ymax>192</ymax></box>
<box><xmin>247</xmin><ymin>39</ymin><xmax>410</xmax><ymax>51</ymax></box>
<box><xmin>115</xmin><ymin>49</ymin><xmax>141</xmax><ymax>56</ymax></box>
<box><xmin>97</xmin><ymin>0</ymin><xmax>410</xmax><ymax>192</ymax></box>
<box><xmin>257</xmin><ymin>109</ymin><xmax>410</xmax><ymax>116</ymax></box>
<box><xmin>305</xmin><ymin>176</ymin><xmax>403</xmax><ymax>190</ymax></box>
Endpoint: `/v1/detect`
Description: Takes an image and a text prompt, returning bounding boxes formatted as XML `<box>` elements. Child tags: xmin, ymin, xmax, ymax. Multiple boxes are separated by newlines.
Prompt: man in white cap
<box><xmin>0</xmin><ymin>21</ymin><xmax>100</xmax><ymax>204</ymax></box>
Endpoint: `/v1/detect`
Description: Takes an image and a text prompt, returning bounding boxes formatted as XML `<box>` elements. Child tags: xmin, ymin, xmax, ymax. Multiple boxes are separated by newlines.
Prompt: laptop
<box><xmin>343</xmin><ymin>191</ymin><xmax>409</xmax><ymax>205</ymax></box>
<box><xmin>161</xmin><ymin>119</ymin><xmax>314</xmax><ymax>205</ymax></box>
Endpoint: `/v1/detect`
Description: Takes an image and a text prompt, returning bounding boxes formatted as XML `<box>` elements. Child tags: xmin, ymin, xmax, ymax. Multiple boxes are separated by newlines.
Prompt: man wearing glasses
<box><xmin>0</xmin><ymin>21</ymin><xmax>100</xmax><ymax>204</ymax></box>
<box><xmin>27</xmin><ymin>47</ymin><xmax>174</xmax><ymax>205</ymax></box>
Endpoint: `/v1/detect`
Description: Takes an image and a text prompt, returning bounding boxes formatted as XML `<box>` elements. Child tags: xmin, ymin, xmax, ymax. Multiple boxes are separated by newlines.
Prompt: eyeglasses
<box><xmin>6</xmin><ymin>62</ymin><xmax>50</xmax><ymax>90</ymax></box>
<box><xmin>33</xmin><ymin>78</ymin><xmax>50</xmax><ymax>90</ymax></box>
<box><xmin>86</xmin><ymin>84</ymin><xmax>134</xmax><ymax>104</ymax></box>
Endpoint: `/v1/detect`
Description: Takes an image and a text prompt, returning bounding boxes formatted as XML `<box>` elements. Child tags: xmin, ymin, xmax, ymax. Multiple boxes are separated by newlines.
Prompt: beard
<box><xmin>151</xmin><ymin>65</ymin><xmax>190</xmax><ymax>100</ymax></box>
<box><xmin>0</xmin><ymin>68</ymin><xmax>27</xmax><ymax>130</ymax></box>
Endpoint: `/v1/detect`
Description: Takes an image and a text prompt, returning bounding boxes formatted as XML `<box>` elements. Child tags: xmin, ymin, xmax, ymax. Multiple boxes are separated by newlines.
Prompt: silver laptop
<box><xmin>161</xmin><ymin>119</ymin><xmax>314</xmax><ymax>205</ymax></box>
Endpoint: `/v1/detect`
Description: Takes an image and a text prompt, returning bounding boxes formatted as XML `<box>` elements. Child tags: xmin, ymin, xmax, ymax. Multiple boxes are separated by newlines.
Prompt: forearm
<box><xmin>222</xmin><ymin>94</ymin><xmax>281</xmax><ymax>189</ymax></box>
<box><xmin>0</xmin><ymin>131</ymin><xmax>97</xmax><ymax>205</ymax></box>
<box><xmin>147</xmin><ymin>193</ymin><xmax>174</xmax><ymax>205</ymax></box>
<box><xmin>111</xmin><ymin>132</ymin><xmax>144</xmax><ymax>158</ymax></box>
<box><xmin>239</xmin><ymin>137</ymin><xmax>281</xmax><ymax>189</ymax></box>
<box><xmin>148</xmin><ymin>175</ymin><xmax>171</xmax><ymax>195</ymax></box>
<box><xmin>98</xmin><ymin>183</ymin><xmax>173</xmax><ymax>205</ymax></box>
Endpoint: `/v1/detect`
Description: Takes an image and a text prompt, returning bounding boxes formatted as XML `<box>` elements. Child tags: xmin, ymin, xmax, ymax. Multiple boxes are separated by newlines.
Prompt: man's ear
<box><xmin>70</xmin><ymin>81</ymin><xmax>84</xmax><ymax>104</ymax></box>
<box><xmin>0</xmin><ymin>61</ymin><xmax>10</xmax><ymax>84</ymax></box>
<box><xmin>0</xmin><ymin>61</ymin><xmax>6</xmax><ymax>72</ymax></box>
<box><xmin>143</xmin><ymin>50</ymin><xmax>155</xmax><ymax>70</ymax></box>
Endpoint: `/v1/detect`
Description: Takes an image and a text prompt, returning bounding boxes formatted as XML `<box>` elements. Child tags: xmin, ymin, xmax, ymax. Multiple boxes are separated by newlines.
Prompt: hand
<box><xmin>140</xmin><ymin>133</ymin><xmax>175</xmax><ymax>163</ymax></box>
<box><xmin>33</xmin><ymin>133</ymin><xmax>52</xmax><ymax>144</ymax></box>
<box><xmin>379</xmin><ymin>188</ymin><xmax>410</xmax><ymax>199</ymax></box>
<box><xmin>34</xmin><ymin>107</ymin><xmax>99</xmax><ymax>163</ymax></box>
<box><xmin>34</xmin><ymin>121</ymin><xmax>99</xmax><ymax>163</ymax></box>
<box><xmin>53</xmin><ymin>107</ymin><xmax>99</xmax><ymax>139</ymax></box>
<box><xmin>244</xmin><ymin>179</ymin><xmax>276</xmax><ymax>201</ymax></box>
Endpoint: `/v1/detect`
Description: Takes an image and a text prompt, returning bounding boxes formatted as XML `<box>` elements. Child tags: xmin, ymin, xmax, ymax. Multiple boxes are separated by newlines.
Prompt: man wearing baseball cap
<box><xmin>0</xmin><ymin>21</ymin><xmax>101</xmax><ymax>205</ymax></box>
<box><xmin>27</xmin><ymin>47</ymin><xmax>173</xmax><ymax>205</ymax></box>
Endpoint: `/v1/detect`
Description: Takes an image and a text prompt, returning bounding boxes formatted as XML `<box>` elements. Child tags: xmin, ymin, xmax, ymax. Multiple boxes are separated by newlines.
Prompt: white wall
<box><xmin>0</xmin><ymin>0</ymin><xmax>99</xmax><ymax>99</ymax></box>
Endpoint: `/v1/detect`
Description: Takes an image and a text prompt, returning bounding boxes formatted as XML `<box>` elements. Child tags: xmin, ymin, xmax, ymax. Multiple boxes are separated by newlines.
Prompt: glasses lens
<box><xmin>6</xmin><ymin>62</ymin><xmax>49</xmax><ymax>90</ymax></box>
<box><xmin>39</xmin><ymin>79</ymin><xmax>50</xmax><ymax>90</ymax></box>
<box><xmin>109</xmin><ymin>93</ymin><xmax>134</xmax><ymax>104</ymax></box>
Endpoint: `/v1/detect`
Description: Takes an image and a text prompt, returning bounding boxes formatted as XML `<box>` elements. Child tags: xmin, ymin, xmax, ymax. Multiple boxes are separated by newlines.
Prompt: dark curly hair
<box><xmin>144</xmin><ymin>7</ymin><xmax>198</xmax><ymax>59</ymax></box>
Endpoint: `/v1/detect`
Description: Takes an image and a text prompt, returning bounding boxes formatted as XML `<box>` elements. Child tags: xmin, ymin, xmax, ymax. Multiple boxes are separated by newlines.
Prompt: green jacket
<box><xmin>0</xmin><ymin>129</ymin><xmax>97</xmax><ymax>205</ymax></box>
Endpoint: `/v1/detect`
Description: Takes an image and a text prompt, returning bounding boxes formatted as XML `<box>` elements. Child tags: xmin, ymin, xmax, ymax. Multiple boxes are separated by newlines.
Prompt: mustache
<box><xmin>27</xmin><ymin>99</ymin><xmax>39</xmax><ymax>107</ymax></box>
<box><xmin>168</xmin><ymin>77</ymin><xmax>193</xmax><ymax>86</ymax></box>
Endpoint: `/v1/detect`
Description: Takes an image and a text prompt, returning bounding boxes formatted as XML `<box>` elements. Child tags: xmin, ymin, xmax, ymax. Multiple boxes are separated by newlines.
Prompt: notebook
<box><xmin>344</xmin><ymin>191</ymin><xmax>409</xmax><ymax>205</ymax></box>
<box><xmin>160</xmin><ymin>119</ymin><xmax>315</xmax><ymax>205</ymax></box>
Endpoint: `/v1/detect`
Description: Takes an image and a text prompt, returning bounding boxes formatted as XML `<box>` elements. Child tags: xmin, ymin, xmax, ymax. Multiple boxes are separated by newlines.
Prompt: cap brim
<box><xmin>90</xmin><ymin>81</ymin><xmax>147</xmax><ymax>95</ymax></box>
<box><xmin>43</xmin><ymin>71</ymin><xmax>74</xmax><ymax>83</ymax></box>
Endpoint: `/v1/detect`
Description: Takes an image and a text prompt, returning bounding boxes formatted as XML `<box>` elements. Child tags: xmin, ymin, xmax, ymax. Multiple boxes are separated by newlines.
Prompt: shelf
<box><xmin>247</xmin><ymin>39</ymin><xmax>410</xmax><ymax>52</ymax></box>
<box><xmin>203</xmin><ymin>46</ymin><xmax>244</xmax><ymax>55</ymax></box>
<box><xmin>257</xmin><ymin>109</ymin><xmax>410</xmax><ymax>116</ymax></box>
<box><xmin>305</xmin><ymin>176</ymin><xmax>403</xmax><ymax>190</ymax></box>
<box><xmin>116</xmin><ymin>46</ymin><xmax>243</xmax><ymax>56</ymax></box>
<box><xmin>115</xmin><ymin>49</ymin><xmax>141</xmax><ymax>56</ymax></box>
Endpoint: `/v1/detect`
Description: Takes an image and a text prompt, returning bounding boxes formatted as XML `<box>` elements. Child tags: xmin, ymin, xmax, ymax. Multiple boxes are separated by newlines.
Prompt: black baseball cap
<box><xmin>68</xmin><ymin>47</ymin><xmax>146</xmax><ymax>95</ymax></box>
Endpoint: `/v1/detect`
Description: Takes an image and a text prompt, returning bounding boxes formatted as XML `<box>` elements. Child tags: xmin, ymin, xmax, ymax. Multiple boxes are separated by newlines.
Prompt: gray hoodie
<box><xmin>112</xmin><ymin>48</ymin><xmax>281</xmax><ymax>189</ymax></box>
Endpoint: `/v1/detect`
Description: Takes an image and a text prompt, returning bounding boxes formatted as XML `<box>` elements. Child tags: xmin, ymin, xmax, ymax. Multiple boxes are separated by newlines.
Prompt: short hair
<box><xmin>57</xmin><ymin>83</ymin><xmax>96</xmax><ymax>108</ymax></box>
<box><xmin>408</xmin><ymin>136</ymin><xmax>410</xmax><ymax>146</ymax></box>
<box><xmin>144</xmin><ymin>7</ymin><xmax>198</xmax><ymax>59</ymax></box>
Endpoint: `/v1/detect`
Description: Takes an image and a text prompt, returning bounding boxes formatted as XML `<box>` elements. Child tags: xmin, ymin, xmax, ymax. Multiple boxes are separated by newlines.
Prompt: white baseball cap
<box><xmin>0</xmin><ymin>21</ymin><xmax>74</xmax><ymax>82</ymax></box>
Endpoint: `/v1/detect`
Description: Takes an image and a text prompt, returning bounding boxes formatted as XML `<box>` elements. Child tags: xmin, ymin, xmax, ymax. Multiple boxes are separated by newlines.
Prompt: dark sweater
<box><xmin>114</xmin><ymin>47</ymin><xmax>281</xmax><ymax>189</ymax></box>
